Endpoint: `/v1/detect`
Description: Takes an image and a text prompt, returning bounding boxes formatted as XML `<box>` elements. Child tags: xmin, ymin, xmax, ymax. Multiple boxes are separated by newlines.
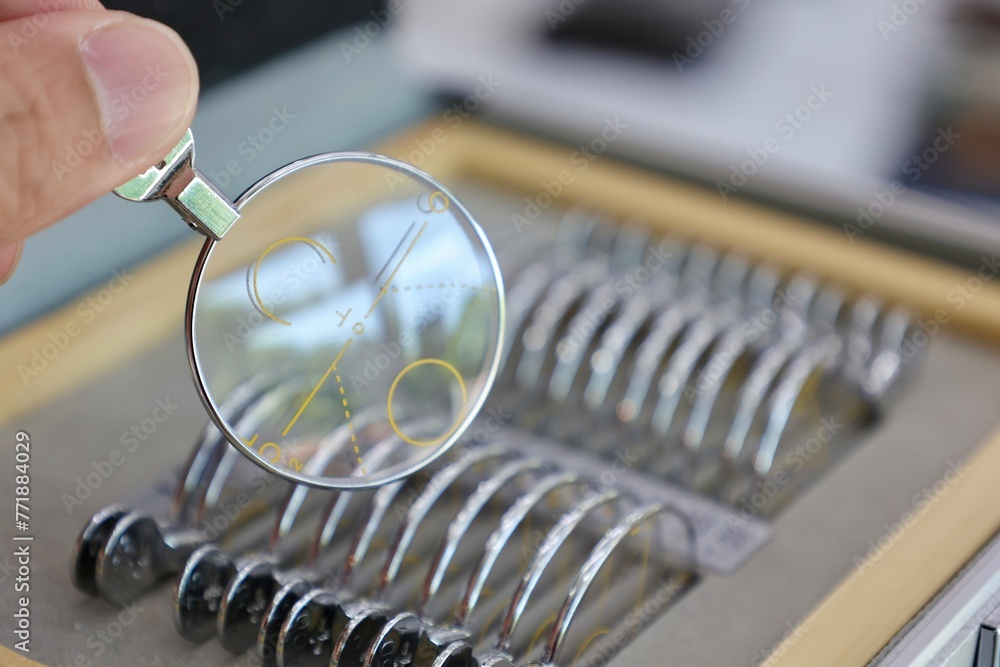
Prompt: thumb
<box><xmin>0</xmin><ymin>9</ymin><xmax>198</xmax><ymax>278</ymax></box>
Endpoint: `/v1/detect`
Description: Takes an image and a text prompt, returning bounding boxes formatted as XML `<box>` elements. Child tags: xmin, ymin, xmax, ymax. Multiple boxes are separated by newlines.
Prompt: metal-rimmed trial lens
<box><xmin>114</xmin><ymin>129</ymin><xmax>505</xmax><ymax>490</ymax></box>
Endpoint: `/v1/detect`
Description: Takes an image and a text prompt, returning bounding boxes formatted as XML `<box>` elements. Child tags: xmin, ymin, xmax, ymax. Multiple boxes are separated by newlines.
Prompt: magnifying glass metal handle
<box><xmin>113</xmin><ymin>129</ymin><xmax>239</xmax><ymax>240</ymax></box>
<box><xmin>105</xmin><ymin>126</ymin><xmax>505</xmax><ymax>489</ymax></box>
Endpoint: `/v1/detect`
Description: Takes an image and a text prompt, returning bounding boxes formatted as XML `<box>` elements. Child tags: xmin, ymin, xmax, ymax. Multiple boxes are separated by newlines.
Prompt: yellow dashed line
<box><xmin>333</xmin><ymin>374</ymin><xmax>365</xmax><ymax>474</ymax></box>
<box><xmin>389</xmin><ymin>283</ymin><xmax>496</xmax><ymax>293</ymax></box>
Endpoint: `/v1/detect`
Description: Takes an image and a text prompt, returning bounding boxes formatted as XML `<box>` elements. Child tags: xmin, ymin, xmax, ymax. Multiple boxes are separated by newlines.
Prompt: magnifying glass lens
<box><xmin>188</xmin><ymin>154</ymin><xmax>504</xmax><ymax>489</ymax></box>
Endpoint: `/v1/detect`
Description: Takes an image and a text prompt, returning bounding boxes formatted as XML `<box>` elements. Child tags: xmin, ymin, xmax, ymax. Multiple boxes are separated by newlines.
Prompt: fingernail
<box><xmin>80</xmin><ymin>19</ymin><xmax>198</xmax><ymax>166</ymax></box>
<box><xmin>0</xmin><ymin>242</ymin><xmax>24</xmax><ymax>286</ymax></box>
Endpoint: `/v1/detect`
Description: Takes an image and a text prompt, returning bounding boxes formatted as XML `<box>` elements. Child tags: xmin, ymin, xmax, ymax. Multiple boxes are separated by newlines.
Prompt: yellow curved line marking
<box><xmin>530</xmin><ymin>614</ymin><xmax>558</xmax><ymax>655</ymax></box>
<box><xmin>477</xmin><ymin>603</ymin><xmax>506</xmax><ymax>646</ymax></box>
<box><xmin>253</xmin><ymin>236</ymin><xmax>337</xmax><ymax>326</ymax></box>
<box><xmin>637</xmin><ymin>525</ymin><xmax>652</xmax><ymax>612</ymax></box>
<box><xmin>573</xmin><ymin>628</ymin><xmax>611</xmax><ymax>667</ymax></box>
<box><xmin>387</xmin><ymin>358</ymin><xmax>468</xmax><ymax>447</ymax></box>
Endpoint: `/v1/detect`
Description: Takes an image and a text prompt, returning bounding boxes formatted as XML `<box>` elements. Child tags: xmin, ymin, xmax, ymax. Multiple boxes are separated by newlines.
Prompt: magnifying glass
<box><xmin>115</xmin><ymin>129</ymin><xmax>505</xmax><ymax>490</ymax></box>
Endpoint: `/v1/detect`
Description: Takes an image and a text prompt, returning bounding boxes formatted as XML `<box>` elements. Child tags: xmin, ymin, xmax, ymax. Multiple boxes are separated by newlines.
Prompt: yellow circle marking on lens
<box><xmin>244</xmin><ymin>433</ymin><xmax>293</xmax><ymax>468</ymax></box>
<box><xmin>258</xmin><ymin>442</ymin><xmax>281</xmax><ymax>463</ymax></box>
<box><xmin>252</xmin><ymin>236</ymin><xmax>337</xmax><ymax>326</ymax></box>
<box><xmin>418</xmin><ymin>190</ymin><xmax>450</xmax><ymax>214</ymax></box>
<box><xmin>387</xmin><ymin>358</ymin><xmax>468</xmax><ymax>447</ymax></box>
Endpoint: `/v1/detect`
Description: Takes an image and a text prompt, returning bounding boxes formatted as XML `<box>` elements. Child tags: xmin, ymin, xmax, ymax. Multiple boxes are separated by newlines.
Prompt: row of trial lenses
<box><xmin>490</xmin><ymin>208</ymin><xmax>920</xmax><ymax>512</ymax></box>
<box><xmin>74</xmin><ymin>373</ymin><xmax>697</xmax><ymax>666</ymax></box>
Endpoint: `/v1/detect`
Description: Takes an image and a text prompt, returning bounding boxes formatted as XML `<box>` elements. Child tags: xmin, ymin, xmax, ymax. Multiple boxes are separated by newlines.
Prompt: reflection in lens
<box><xmin>189</xmin><ymin>155</ymin><xmax>504</xmax><ymax>489</ymax></box>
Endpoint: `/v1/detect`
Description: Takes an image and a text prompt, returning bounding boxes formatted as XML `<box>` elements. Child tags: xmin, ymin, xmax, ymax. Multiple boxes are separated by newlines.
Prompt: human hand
<box><xmin>0</xmin><ymin>0</ymin><xmax>199</xmax><ymax>284</ymax></box>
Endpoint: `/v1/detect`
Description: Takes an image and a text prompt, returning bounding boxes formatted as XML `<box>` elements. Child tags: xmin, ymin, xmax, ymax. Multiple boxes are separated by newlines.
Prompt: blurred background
<box><xmin>6</xmin><ymin>0</ymin><xmax>1000</xmax><ymax>332</ymax></box>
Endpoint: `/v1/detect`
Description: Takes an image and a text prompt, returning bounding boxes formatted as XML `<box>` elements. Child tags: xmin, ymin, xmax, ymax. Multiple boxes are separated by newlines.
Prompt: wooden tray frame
<box><xmin>4</xmin><ymin>118</ymin><xmax>1000</xmax><ymax>667</ymax></box>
